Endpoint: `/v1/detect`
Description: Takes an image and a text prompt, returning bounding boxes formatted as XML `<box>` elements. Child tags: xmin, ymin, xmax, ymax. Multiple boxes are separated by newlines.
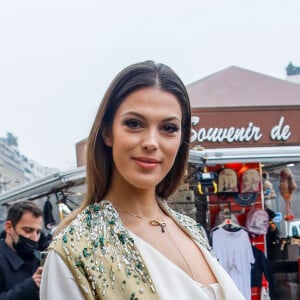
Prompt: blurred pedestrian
<box><xmin>0</xmin><ymin>200</ymin><xmax>43</xmax><ymax>299</ymax></box>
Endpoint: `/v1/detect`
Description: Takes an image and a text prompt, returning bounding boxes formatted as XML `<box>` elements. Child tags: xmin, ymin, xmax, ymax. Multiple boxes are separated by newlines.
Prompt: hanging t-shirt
<box><xmin>211</xmin><ymin>227</ymin><xmax>254</xmax><ymax>300</ymax></box>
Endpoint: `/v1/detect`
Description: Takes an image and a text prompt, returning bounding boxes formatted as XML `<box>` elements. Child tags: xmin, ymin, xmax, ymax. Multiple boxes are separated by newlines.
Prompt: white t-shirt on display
<box><xmin>212</xmin><ymin>227</ymin><xmax>255</xmax><ymax>300</ymax></box>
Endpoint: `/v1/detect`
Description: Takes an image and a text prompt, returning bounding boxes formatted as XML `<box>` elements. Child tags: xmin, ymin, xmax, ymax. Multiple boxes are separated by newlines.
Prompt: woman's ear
<box><xmin>102</xmin><ymin>128</ymin><xmax>113</xmax><ymax>147</ymax></box>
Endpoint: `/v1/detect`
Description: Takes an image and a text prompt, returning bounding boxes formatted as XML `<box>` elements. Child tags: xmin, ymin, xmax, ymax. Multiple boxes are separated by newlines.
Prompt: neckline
<box><xmin>219</xmin><ymin>226</ymin><xmax>243</xmax><ymax>237</ymax></box>
<box><xmin>88</xmin><ymin>201</ymin><xmax>218</xmax><ymax>287</ymax></box>
<box><xmin>128</xmin><ymin>229</ymin><xmax>217</xmax><ymax>287</ymax></box>
<box><xmin>98</xmin><ymin>199</ymin><xmax>210</xmax><ymax>250</ymax></box>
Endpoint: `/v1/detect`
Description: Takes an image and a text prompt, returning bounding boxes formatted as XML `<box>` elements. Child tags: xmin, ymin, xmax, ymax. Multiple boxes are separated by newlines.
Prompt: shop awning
<box><xmin>0</xmin><ymin>166</ymin><xmax>86</xmax><ymax>206</ymax></box>
<box><xmin>189</xmin><ymin>146</ymin><xmax>300</xmax><ymax>165</ymax></box>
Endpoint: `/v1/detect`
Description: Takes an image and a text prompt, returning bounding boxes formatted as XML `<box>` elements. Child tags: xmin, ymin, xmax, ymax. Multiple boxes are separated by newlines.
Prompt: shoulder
<box><xmin>160</xmin><ymin>200</ymin><xmax>212</xmax><ymax>253</ymax></box>
<box><xmin>160</xmin><ymin>199</ymin><xmax>204</xmax><ymax>230</ymax></box>
<box><xmin>48</xmin><ymin>202</ymin><xmax>158</xmax><ymax>298</ymax></box>
<box><xmin>170</xmin><ymin>207</ymin><xmax>208</xmax><ymax>238</ymax></box>
<box><xmin>0</xmin><ymin>239</ymin><xmax>12</xmax><ymax>260</ymax></box>
<box><xmin>55</xmin><ymin>201</ymin><xmax>119</xmax><ymax>233</ymax></box>
<box><xmin>0</xmin><ymin>239</ymin><xmax>6</xmax><ymax>249</ymax></box>
<box><xmin>50</xmin><ymin>201</ymin><xmax>123</xmax><ymax>253</ymax></box>
<box><xmin>0</xmin><ymin>246</ymin><xmax>6</xmax><ymax>263</ymax></box>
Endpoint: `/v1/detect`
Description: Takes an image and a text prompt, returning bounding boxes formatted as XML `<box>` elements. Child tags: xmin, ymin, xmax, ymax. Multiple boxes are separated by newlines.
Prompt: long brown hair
<box><xmin>56</xmin><ymin>60</ymin><xmax>191</xmax><ymax>234</ymax></box>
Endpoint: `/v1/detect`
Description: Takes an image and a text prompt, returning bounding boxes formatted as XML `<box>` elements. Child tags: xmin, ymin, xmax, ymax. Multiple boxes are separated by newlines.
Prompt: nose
<box><xmin>142</xmin><ymin>128</ymin><xmax>158</xmax><ymax>151</ymax></box>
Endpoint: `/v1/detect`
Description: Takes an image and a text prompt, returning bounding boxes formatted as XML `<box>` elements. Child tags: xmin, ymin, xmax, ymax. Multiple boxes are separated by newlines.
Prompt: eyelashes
<box><xmin>123</xmin><ymin>119</ymin><xmax>142</xmax><ymax>129</ymax></box>
<box><xmin>161</xmin><ymin>124</ymin><xmax>180</xmax><ymax>134</ymax></box>
<box><xmin>123</xmin><ymin>118</ymin><xmax>180</xmax><ymax>134</ymax></box>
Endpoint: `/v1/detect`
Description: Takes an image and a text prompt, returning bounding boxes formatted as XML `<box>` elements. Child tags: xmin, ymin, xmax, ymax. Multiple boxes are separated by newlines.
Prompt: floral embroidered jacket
<box><xmin>49</xmin><ymin>200</ymin><xmax>216</xmax><ymax>300</ymax></box>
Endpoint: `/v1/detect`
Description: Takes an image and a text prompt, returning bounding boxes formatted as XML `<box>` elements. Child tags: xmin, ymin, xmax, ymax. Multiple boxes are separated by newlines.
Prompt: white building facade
<box><xmin>0</xmin><ymin>132</ymin><xmax>56</xmax><ymax>193</ymax></box>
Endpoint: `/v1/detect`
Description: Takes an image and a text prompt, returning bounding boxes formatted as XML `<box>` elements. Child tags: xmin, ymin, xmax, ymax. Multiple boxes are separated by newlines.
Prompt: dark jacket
<box><xmin>0</xmin><ymin>239</ymin><xmax>40</xmax><ymax>300</ymax></box>
<box><xmin>251</xmin><ymin>245</ymin><xmax>274</xmax><ymax>300</ymax></box>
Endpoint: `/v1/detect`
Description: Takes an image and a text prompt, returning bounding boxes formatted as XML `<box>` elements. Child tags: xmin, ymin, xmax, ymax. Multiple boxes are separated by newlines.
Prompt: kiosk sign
<box><xmin>190</xmin><ymin>106</ymin><xmax>300</xmax><ymax>148</ymax></box>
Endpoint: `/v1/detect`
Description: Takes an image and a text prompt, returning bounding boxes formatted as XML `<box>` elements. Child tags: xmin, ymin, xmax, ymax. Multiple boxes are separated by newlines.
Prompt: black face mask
<box><xmin>13</xmin><ymin>234</ymin><xmax>38</xmax><ymax>260</ymax></box>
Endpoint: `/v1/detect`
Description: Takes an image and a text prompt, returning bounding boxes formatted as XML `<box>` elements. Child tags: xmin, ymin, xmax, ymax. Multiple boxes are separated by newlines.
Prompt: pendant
<box><xmin>149</xmin><ymin>219</ymin><xmax>166</xmax><ymax>233</ymax></box>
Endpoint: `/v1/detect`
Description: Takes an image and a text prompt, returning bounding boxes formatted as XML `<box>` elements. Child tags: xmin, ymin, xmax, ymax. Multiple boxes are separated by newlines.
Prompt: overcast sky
<box><xmin>1</xmin><ymin>0</ymin><xmax>300</xmax><ymax>170</ymax></box>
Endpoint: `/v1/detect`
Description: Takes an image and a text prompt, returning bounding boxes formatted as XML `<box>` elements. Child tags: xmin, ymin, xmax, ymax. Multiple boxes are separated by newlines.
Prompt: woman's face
<box><xmin>104</xmin><ymin>87</ymin><xmax>182</xmax><ymax>192</ymax></box>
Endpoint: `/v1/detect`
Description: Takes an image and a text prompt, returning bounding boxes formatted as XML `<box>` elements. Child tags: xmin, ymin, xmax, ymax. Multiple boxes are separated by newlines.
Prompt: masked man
<box><xmin>0</xmin><ymin>201</ymin><xmax>43</xmax><ymax>300</ymax></box>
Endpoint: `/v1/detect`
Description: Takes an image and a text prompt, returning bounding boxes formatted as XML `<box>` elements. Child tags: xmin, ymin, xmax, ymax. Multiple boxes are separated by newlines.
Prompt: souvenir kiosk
<box><xmin>183</xmin><ymin>66</ymin><xmax>300</xmax><ymax>300</ymax></box>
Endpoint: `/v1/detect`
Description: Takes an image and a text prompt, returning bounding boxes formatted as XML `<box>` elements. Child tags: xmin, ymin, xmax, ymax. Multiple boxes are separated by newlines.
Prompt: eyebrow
<box><xmin>22</xmin><ymin>226</ymin><xmax>42</xmax><ymax>231</ymax></box>
<box><xmin>121</xmin><ymin>111</ymin><xmax>181</xmax><ymax>122</ymax></box>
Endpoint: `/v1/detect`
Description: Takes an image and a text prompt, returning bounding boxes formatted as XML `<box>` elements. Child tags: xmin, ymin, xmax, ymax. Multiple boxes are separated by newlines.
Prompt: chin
<box><xmin>129</xmin><ymin>178</ymin><xmax>163</xmax><ymax>191</ymax></box>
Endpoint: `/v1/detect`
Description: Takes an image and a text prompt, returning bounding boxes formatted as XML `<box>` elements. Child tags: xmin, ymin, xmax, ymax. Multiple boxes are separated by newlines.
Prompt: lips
<box><xmin>133</xmin><ymin>157</ymin><xmax>160</xmax><ymax>169</ymax></box>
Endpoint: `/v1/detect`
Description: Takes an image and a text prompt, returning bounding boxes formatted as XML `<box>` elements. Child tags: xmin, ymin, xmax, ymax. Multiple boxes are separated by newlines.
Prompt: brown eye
<box><xmin>124</xmin><ymin>119</ymin><xmax>143</xmax><ymax>129</ymax></box>
<box><xmin>161</xmin><ymin>124</ymin><xmax>179</xmax><ymax>134</ymax></box>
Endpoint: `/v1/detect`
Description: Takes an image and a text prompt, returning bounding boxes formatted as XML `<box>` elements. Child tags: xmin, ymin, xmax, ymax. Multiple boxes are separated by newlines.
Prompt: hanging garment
<box><xmin>251</xmin><ymin>246</ymin><xmax>274</xmax><ymax>300</ymax></box>
<box><xmin>212</xmin><ymin>227</ymin><xmax>254</xmax><ymax>300</ymax></box>
<box><xmin>43</xmin><ymin>199</ymin><xmax>56</xmax><ymax>230</ymax></box>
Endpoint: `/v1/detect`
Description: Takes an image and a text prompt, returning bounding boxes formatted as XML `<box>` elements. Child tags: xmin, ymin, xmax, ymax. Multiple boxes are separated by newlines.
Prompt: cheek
<box><xmin>112</xmin><ymin>133</ymin><xmax>140</xmax><ymax>153</ymax></box>
<box><xmin>111</xmin><ymin>138</ymin><xmax>130</xmax><ymax>168</ymax></box>
<box><xmin>162</xmin><ymin>141</ymin><xmax>181</xmax><ymax>171</ymax></box>
<box><xmin>164</xmin><ymin>137</ymin><xmax>181</xmax><ymax>155</ymax></box>
<box><xmin>9</xmin><ymin>230</ymin><xmax>19</xmax><ymax>243</ymax></box>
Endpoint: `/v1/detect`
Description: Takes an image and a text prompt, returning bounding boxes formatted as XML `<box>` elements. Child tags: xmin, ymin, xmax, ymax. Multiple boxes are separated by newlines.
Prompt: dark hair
<box><xmin>7</xmin><ymin>200</ymin><xmax>43</xmax><ymax>228</ymax></box>
<box><xmin>56</xmin><ymin>60</ymin><xmax>191</xmax><ymax>233</ymax></box>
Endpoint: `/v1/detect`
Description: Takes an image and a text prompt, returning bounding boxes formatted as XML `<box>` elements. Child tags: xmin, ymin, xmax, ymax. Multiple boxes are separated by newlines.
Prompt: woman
<box><xmin>40</xmin><ymin>61</ymin><xmax>245</xmax><ymax>299</ymax></box>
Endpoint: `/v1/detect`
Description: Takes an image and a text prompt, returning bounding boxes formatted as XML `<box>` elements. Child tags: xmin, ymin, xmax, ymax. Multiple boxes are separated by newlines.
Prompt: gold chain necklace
<box><xmin>116</xmin><ymin>208</ymin><xmax>167</xmax><ymax>233</ymax></box>
<box><xmin>165</xmin><ymin>227</ymin><xmax>197</xmax><ymax>281</ymax></box>
<box><xmin>117</xmin><ymin>208</ymin><xmax>196</xmax><ymax>280</ymax></box>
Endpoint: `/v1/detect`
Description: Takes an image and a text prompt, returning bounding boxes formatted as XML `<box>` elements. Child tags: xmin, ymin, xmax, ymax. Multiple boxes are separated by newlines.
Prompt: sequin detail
<box><xmin>50</xmin><ymin>200</ymin><xmax>214</xmax><ymax>299</ymax></box>
<box><xmin>51</xmin><ymin>201</ymin><xmax>156</xmax><ymax>299</ymax></box>
<box><xmin>159</xmin><ymin>199</ymin><xmax>215</xmax><ymax>256</ymax></box>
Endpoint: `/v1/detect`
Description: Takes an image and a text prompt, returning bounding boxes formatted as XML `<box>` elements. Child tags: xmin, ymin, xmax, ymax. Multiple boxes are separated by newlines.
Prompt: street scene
<box><xmin>1</xmin><ymin>1</ymin><xmax>300</xmax><ymax>299</ymax></box>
